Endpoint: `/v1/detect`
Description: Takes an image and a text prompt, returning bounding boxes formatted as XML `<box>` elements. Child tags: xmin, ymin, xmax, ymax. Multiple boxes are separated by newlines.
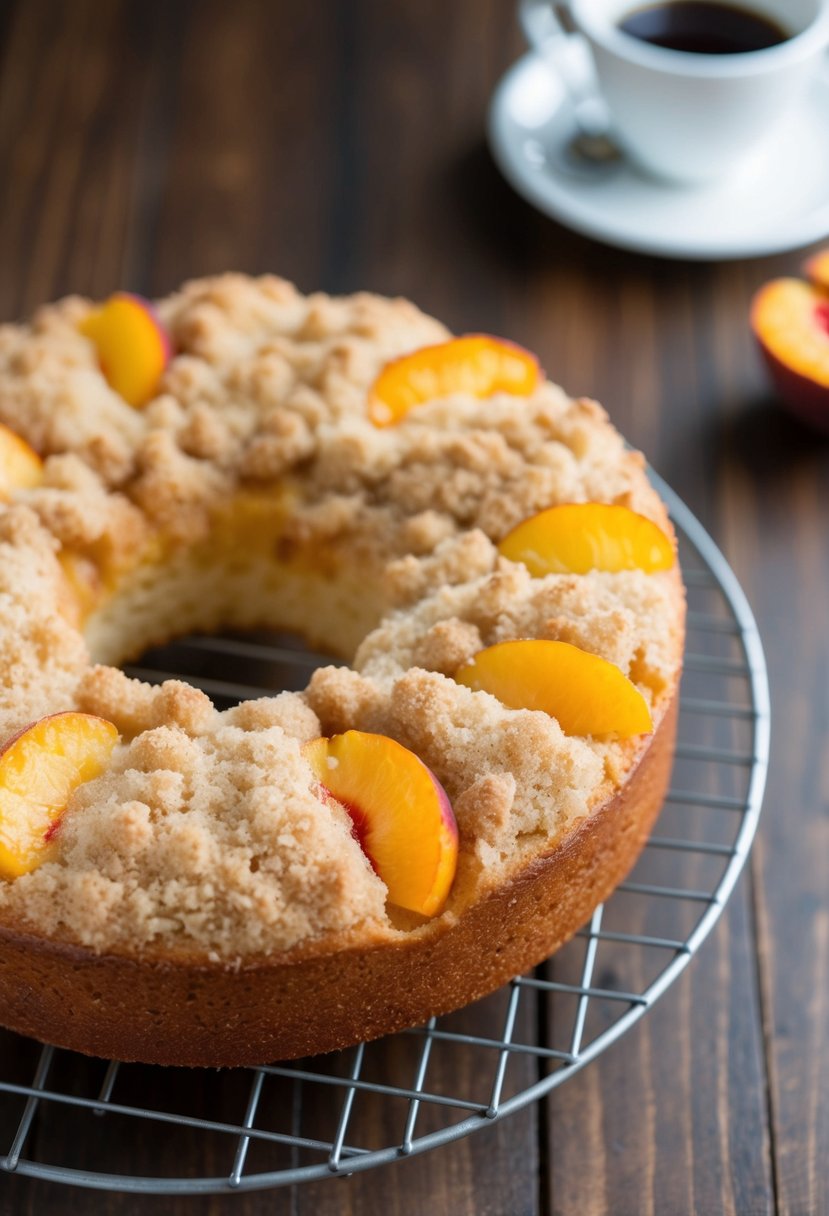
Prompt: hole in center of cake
<box><xmin>80</xmin><ymin>517</ymin><xmax>389</xmax><ymax>672</ymax></box>
<box><xmin>126</xmin><ymin>628</ymin><xmax>342</xmax><ymax>707</ymax></box>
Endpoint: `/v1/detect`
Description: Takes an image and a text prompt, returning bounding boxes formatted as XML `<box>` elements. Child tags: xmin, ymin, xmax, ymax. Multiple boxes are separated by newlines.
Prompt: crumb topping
<box><xmin>0</xmin><ymin>275</ymin><xmax>684</xmax><ymax>960</ymax></box>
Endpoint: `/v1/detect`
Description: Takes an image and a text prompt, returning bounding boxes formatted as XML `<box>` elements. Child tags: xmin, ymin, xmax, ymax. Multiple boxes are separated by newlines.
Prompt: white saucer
<box><xmin>488</xmin><ymin>51</ymin><xmax>829</xmax><ymax>261</ymax></box>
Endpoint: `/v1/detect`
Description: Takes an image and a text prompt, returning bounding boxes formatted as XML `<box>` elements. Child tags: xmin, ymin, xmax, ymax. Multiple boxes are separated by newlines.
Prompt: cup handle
<box><xmin>519</xmin><ymin>0</ymin><xmax>572</xmax><ymax>48</ymax></box>
<box><xmin>518</xmin><ymin>0</ymin><xmax>610</xmax><ymax>138</ymax></box>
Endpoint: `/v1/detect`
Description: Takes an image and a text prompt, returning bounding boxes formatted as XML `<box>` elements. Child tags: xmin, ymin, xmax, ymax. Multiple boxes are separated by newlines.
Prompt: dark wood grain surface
<box><xmin>0</xmin><ymin>1</ymin><xmax>826</xmax><ymax>1212</ymax></box>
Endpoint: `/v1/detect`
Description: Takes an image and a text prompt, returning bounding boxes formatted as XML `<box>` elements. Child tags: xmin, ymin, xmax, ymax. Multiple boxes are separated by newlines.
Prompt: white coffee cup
<box><xmin>520</xmin><ymin>0</ymin><xmax>829</xmax><ymax>183</ymax></box>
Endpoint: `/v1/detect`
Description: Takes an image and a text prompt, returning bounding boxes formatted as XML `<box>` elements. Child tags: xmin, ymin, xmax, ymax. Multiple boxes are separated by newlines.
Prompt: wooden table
<box><xmin>0</xmin><ymin>2</ymin><xmax>826</xmax><ymax>1212</ymax></box>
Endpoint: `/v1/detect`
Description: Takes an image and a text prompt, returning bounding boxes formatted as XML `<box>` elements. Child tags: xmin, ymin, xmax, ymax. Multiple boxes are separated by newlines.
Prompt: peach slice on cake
<box><xmin>0</xmin><ymin>423</ymin><xmax>43</xmax><ymax>499</ymax></box>
<box><xmin>0</xmin><ymin>713</ymin><xmax>119</xmax><ymax>878</ymax></box>
<box><xmin>79</xmin><ymin>292</ymin><xmax>172</xmax><ymax>408</ymax></box>
<box><xmin>498</xmin><ymin>503</ymin><xmax>674</xmax><ymax>576</ymax></box>
<box><xmin>455</xmin><ymin>640</ymin><xmax>652</xmax><ymax>738</ymax></box>
<box><xmin>751</xmin><ymin>277</ymin><xmax>829</xmax><ymax>433</ymax></box>
<box><xmin>369</xmin><ymin>334</ymin><xmax>540</xmax><ymax>426</ymax></box>
<box><xmin>303</xmin><ymin>730</ymin><xmax>458</xmax><ymax>916</ymax></box>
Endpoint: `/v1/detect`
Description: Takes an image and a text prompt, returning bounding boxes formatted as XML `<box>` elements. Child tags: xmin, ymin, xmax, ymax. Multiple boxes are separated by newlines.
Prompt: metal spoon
<box><xmin>519</xmin><ymin>0</ymin><xmax>622</xmax><ymax>168</ymax></box>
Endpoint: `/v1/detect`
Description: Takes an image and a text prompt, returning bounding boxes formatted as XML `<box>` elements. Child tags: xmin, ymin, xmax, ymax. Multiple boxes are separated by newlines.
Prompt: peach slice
<box><xmin>804</xmin><ymin>249</ymin><xmax>829</xmax><ymax>293</ymax></box>
<box><xmin>79</xmin><ymin>292</ymin><xmax>172</xmax><ymax>408</ymax></box>
<box><xmin>0</xmin><ymin>712</ymin><xmax>119</xmax><ymax>878</ymax></box>
<box><xmin>751</xmin><ymin>278</ymin><xmax>829</xmax><ymax>433</ymax></box>
<box><xmin>303</xmin><ymin>730</ymin><xmax>458</xmax><ymax>916</ymax></box>
<box><xmin>498</xmin><ymin>503</ymin><xmax>674</xmax><ymax>576</ymax></box>
<box><xmin>368</xmin><ymin>334</ymin><xmax>540</xmax><ymax>427</ymax></box>
<box><xmin>0</xmin><ymin>423</ymin><xmax>43</xmax><ymax>499</ymax></box>
<box><xmin>455</xmin><ymin>640</ymin><xmax>652</xmax><ymax>738</ymax></box>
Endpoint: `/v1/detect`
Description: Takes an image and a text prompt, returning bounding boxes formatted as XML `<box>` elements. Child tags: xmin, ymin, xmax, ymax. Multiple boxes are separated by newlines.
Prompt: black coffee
<box><xmin>618</xmin><ymin>1</ymin><xmax>790</xmax><ymax>54</ymax></box>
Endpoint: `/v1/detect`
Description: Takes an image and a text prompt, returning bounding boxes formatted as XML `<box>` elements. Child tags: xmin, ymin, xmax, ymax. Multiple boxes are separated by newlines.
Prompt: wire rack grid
<box><xmin>0</xmin><ymin>476</ymin><xmax>769</xmax><ymax>1194</ymax></box>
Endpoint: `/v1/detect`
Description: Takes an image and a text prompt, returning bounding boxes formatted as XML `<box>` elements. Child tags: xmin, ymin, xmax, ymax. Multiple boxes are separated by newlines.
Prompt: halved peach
<box><xmin>0</xmin><ymin>423</ymin><xmax>43</xmax><ymax>499</ymax></box>
<box><xmin>79</xmin><ymin>292</ymin><xmax>172</xmax><ymax>408</ymax></box>
<box><xmin>498</xmin><ymin>503</ymin><xmax>674</xmax><ymax>576</ymax></box>
<box><xmin>751</xmin><ymin>278</ymin><xmax>829</xmax><ymax>433</ymax></box>
<box><xmin>368</xmin><ymin>334</ymin><xmax>540</xmax><ymax>427</ymax></box>
<box><xmin>804</xmin><ymin>249</ymin><xmax>829</xmax><ymax>293</ymax></box>
<box><xmin>303</xmin><ymin>730</ymin><xmax>458</xmax><ymax>916</ymax></box>
<box><xmin>0</xmin><ymin>712</ymin><xmax>119</xmax><ymax>878</ymax></box>
<box><xmin>455</xmin><ymin>639</ymin><xmax>652</xmax><ymax>738</ymax></box>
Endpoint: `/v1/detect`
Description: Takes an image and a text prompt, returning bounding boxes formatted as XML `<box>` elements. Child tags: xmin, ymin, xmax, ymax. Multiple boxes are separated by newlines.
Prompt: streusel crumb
<box><xmin>0</xmin><ymin>275</ymin><xmax>683</xmax><ymax>961</ymax></box>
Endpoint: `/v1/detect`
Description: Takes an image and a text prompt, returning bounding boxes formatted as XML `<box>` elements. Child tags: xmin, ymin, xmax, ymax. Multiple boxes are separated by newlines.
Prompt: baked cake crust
<box><xmin>0</xmin><ymin>275</ymin><xmax>685</xmax><ymax>1064</ymax></box>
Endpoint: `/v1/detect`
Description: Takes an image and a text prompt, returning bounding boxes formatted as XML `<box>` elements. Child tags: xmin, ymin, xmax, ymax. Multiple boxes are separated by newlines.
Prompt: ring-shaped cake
<box><xmin>0</xmin><ymin>276</ymin><xmax>684</xmax><ymax>1065</ymax></box>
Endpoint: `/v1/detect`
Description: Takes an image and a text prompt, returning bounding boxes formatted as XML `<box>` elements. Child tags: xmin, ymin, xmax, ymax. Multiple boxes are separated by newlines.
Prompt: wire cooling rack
<box><xmin>0</xmin><ymin>477</ymin><xmax>769</xmax><ymax>1194</ymax></box>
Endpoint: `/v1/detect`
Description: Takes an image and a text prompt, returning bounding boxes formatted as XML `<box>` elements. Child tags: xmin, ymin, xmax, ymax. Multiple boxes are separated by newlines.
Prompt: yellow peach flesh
<box><xmin>304</xmin><ymin>730</ymin><xmax>458</xmax><ymax>916</ymax></box>
<box><xmin>455</xmin><ymin>640</ymin><xmax>652</xmax><ymax>738</ymax></box>
<box><xmin>79</xmin><ymin>293</ymin><xmax>171</xmax><ymax>408</ymax></box>
<box><xmin>498</xmin><ymin>503</ymin><xmax>674</xmax><ymax>576</ymax></box>
<box><xmin>0</xmin><ymin>423</ymin><xmax>43</xmax><ymax>499</ymax></box>
<box><xmin>369</xmin><ymin>334</ymin><xmax>540</xmax><ymax>427</ymax></box>
<box><xmin>751</xmin><ymin>279</ymin><xmax>829</xmax><ymax>390</ymax></box>
<box><xmin>0</xmin><ymin>713</ymin><xmax>119</xmax><ymax>878</ymax></box>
